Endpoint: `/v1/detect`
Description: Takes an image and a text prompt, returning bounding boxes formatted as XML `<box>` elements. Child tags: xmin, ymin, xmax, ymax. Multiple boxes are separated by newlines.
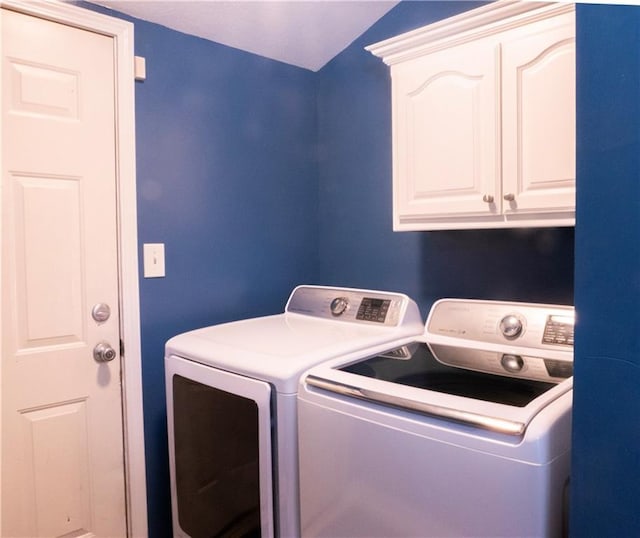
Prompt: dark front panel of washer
<box><xmin>173</xmin><ymin>374</ymin><xmax>261</xmax><ymax>537</ymax></box>
<box><xmin>341</xmin><ymin>343</ymin><xmax>556</xmax><ymax>407</ymax></box>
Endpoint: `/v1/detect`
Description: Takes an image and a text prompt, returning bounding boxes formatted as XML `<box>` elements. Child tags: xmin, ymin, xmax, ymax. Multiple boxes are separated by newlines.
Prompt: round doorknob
<box><xmin>482</xmin><ymin>194</ymin><xmax>494</xmax><ymax>203</ymax></box>
<box><xmin>93</xmin><ymin>342</ymin><xmax>117</xmax><ymax>362</ymax></box>
<box><xmin>503</xmin><ymin>193</ymin><xmax>516</xmax><ymax>202</ymax></box>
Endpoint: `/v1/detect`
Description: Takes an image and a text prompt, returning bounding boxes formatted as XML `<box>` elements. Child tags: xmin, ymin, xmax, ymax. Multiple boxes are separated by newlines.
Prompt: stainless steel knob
<box><xmin>500</xmin><ymin>314</ymin><xmax>523</xmax><ymax>339</ymax></box>
<box><xmin>503</xmin><ymin>193</ymin><xmax>516</xmax><ymax>202</ymax></box>
<box><xmin>482</xmin><ymin>194</ymin><xmax>494</xmax><ymax>203</ymax></box>
<box><xmin>93</xmin><ymin>342</ymin><xmax>117</xmax><ymax>362</ymax></box>
<box><xmin>91</xmin><ymin>303</ymin><xmax>111</xmax><ymax>323</ymax></box>
<box><xmin>501</xmin><ymin>354</ymin><xmax>524</xmax><ymax>373</ymax></box>
<box><xmin>330</xmin><ymin>297</ymin><xmax>349</xmax><ymax>316</ymax></box>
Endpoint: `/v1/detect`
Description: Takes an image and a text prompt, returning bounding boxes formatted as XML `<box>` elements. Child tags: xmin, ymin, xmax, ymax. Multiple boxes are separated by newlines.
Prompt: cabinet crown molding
<box><xmin>366</xmin><ymin>0</ymin><xmax>575</xmax><ymax>65</ymax></box>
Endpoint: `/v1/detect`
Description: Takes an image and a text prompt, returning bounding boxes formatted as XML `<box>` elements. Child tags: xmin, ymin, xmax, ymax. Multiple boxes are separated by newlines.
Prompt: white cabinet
<box><xmin>367</xmin><ymin>1</ymin><xmax>576</xmax><ymax>231</ymax></box>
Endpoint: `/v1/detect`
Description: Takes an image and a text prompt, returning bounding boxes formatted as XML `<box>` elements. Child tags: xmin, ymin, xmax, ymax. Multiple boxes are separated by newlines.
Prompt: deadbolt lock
<box><xmin>91</xmin><ymin>303</ymin><xmax>111</xmax><ymax>323</ymax></box>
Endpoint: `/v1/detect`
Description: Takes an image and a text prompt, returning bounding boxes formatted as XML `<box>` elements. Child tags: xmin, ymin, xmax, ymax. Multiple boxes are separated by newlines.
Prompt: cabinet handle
<box><xmin>482</xmin><ymin>194</ymin><xmax>494</xmax><ymax>203</ymax></box>
<box><xmin>503</xmin><ymin>193</ymin><xmax>516</xmax><ymax>202</ymax></box>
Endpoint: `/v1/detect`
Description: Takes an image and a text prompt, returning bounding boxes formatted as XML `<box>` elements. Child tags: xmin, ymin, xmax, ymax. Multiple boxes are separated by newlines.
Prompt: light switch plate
<box><xmin>143</xmin><ymin>243</ymin><xmax>165</xmax><ymax>278</ymax></box>
<box><xmin>134</xmin><ymin>56</ymin><xmax>146</xmax><ymax>81</ymax></box>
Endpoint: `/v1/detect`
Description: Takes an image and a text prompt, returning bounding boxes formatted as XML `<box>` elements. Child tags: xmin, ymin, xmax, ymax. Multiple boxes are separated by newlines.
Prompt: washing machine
<box><xmin>298</xmin><ymin>298</ymin><xmax>575</xmax><ymax>538</ymax></box>
<box><xmin>164</xmin><ymin>285</ymin><xmax>423</xmax><ymax>537</ymax></box>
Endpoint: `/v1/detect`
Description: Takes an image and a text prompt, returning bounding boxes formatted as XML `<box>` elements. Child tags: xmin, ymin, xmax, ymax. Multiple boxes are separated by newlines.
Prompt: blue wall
<box><xmin>572</xmin><ymin>5</ymin><xmax>640</xmax><ymax>535</ymax></box>
<box><xmin>126</xmin><ymin>15</ymin><xmax>318</xmax><ymax>537</ymax></box>
<box><xmin>316</xmin><ymin>1</ymin><xmax>574</xmax><ymax>311</ymax></box>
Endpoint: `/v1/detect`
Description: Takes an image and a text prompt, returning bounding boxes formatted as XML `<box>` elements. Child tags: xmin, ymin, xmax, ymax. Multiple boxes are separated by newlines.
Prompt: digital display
<box><xmin>356</xmin><ymin>298</ymin><xmax>391</xmax><ymax>323</ymax></box>
<box><xmin>543</xmin><ymin>315</ymin><xmax>575</xmax><ymax>346</ymax></box>
<box><xmin>549</xmin><ymin>315</ymin><xmax>574</xmax><ymax>325</ymax></box>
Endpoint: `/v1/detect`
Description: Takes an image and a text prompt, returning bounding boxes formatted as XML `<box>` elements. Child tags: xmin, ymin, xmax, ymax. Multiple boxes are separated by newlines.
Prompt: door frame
<box><xmin>0</xmin><ymin>1</ymin><xmax>147</xmax><ymax>535</ymax></box>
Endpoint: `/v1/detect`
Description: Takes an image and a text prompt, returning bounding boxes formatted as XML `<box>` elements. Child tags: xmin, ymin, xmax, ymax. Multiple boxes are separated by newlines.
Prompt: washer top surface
<box><xmin>166</xmin><ymin>286</ymin><xmax>423</xmax><ymax>393</ymax></box>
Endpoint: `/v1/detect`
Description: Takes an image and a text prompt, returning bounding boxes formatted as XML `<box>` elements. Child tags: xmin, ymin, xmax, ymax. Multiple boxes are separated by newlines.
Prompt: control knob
<box><xmin>501</xmin><ymin>354</ymin><xmax>525</xmax><ymax>373</ymax></box>
<box><xmin>500</xmin><ymin>314</ymin><xmax>523</xmax><ymax>339</ymax></box>
<box><xmin>330</xmin><ymin>297</ymin><xmax>349</xmax><ymax>317</ymax></box>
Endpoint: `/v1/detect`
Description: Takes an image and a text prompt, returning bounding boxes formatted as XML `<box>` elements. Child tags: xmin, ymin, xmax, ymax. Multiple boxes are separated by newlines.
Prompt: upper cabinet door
<box><xmin>501</xmin><ymin>12</ymin><xmax>576</xmax><ymax>217</ymax></box>
<box><xmin>392</xmin><ymin>39</ymin><xmax>500</xmax><ymax>229</ymax></box>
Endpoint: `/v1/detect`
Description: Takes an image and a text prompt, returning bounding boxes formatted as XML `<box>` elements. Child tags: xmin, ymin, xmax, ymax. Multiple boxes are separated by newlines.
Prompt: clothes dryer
<box><xmin>298</xmin><ymin>298</ymin><xmax>574</xmax><ymax>537</ymax></box>
<box><xmin>165</xmin><ymin>285</ymin><xmax>423</xmax><ymax>537</ymax></box>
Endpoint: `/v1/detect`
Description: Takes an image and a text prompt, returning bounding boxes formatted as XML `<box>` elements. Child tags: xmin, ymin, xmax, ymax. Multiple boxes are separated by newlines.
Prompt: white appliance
<box><xmin>164</xmin><ymin>285</ymin><xmax>423</xmax><ymax>537</ymax></box>
<box><xmin>298</xmin><ymin>298</ymin><xmax>575</xmax><ymax>538</ymax></box>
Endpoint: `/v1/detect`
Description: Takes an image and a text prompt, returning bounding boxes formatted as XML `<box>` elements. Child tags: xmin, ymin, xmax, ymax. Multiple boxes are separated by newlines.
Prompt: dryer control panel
<box><xmin>286</xmin><ymin>286</ymin><xmax>422</xmax><ymax>328</ymax></box>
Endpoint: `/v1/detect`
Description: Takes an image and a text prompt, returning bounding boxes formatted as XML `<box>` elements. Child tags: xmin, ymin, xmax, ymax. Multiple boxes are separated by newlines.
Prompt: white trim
<box><xmin>0</xmin><ymin>8</ymin><xmax>4</xmax><ymax>533</ymax></box>
<box><xmin>366</xmin><ymin>0</ymin><xmax>575</xmax><ymax>64</ymax></box>
<box><xmin>0</xmin><ymin>1</ymin><xmax>148</xmax><ymax>536</ymax></box>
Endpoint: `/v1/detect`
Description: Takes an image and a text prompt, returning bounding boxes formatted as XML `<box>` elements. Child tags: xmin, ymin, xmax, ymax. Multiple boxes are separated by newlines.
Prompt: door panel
<box><xmin>8</xmin><ymin>59</ymin><xmax>80</xmax><ymax>119</ymax></box>
<box><xmin>21</xmin><ymin>400</ymin><xmax>92</xmax><ymax>537</ymax></box>
<box><xmin>1</xmin><ymin>8</ymin><xmax>126</xmax><ymax>537</ymax></box>
<box><xmin>15</xmin><ymin>175</ymin><xmax>84</xmax><ymax>348</ymax></box>
<box><xmin>501</xmin><ymin>12</ymin><xmax>576</xmax><ymax>214</ymax></box>
<box><xmin>392</xmin><ymin>38</ymin><xmax>500</xmax><ymax>223</ymax></box>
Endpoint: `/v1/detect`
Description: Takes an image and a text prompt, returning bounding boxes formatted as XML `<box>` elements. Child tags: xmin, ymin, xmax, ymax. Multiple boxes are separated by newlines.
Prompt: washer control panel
<box><xmin>425</xmin><ymin>299</ymin><xmax>574</xmax><ymax>383</ymax></box>
<box><xmin>427</xmin><ymin>299</ymin><xmax>575</xmax><ymax>350</ymax></box>
<box><xmin>286</xmin><ymin>286</ymin><xmax>420</xmax><ymax>327</ymax></box>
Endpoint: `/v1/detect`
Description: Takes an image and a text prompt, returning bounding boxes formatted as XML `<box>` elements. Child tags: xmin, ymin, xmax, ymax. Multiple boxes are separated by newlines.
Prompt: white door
<box><xmin>1</xmin><ymin>8</ymin><xmax>127</xmax><ymax>537</ymax></box>
<box><xmin>501</xmin><ymin>11</ymin><xmax>576</xmax><ymax>216</ymax></box>
<box><xmin>391</xmin><ymin>38</ymin><xmax>500</xmax><ymax>228</ymax></box>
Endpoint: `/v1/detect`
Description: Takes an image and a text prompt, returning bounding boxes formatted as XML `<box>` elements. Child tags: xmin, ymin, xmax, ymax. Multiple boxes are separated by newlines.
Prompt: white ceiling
<box><xmin>89</xmin><ymin>1</ymin><xmax>401</xmax><ymax>71</ymax></box>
